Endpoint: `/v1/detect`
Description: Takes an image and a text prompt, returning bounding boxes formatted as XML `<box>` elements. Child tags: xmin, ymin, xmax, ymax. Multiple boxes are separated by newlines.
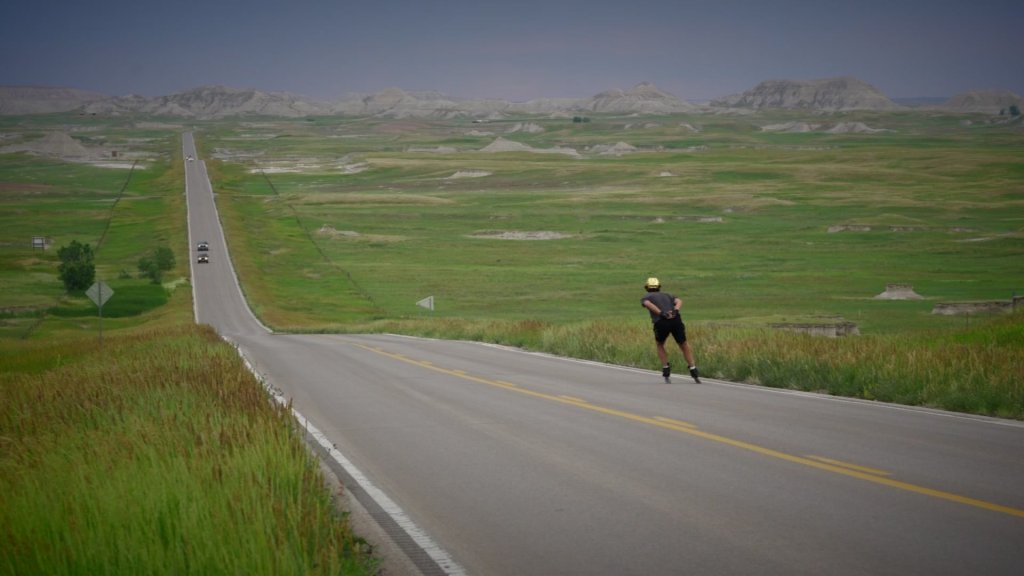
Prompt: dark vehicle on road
<box><xmin>197</xmin><ymin>241</ymin><xmax>209</xmax><ymax>251</ymax></box>
<box><xmin>197</xmin><ymin>254</ymin><xmax>209</xmax><ymax>263</ymax></box>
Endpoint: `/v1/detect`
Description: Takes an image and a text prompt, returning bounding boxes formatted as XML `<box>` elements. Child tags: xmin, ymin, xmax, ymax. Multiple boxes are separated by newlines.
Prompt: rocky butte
<box><xmin>0</xmin><ymin>79</ymin><xmax>1020</xmax><ymax>118</ymax></box>
<box><xmin>711</xmin><ymin>76</ymin><xmax>902</xmax><ymax>111</ymax></box>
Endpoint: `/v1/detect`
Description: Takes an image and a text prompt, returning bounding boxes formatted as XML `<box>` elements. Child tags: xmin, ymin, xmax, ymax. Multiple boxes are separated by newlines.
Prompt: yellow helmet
<box><xmin>645</xmin><ymin>277</ymin><xmax>661</xmax><ymax>290</ymax></box>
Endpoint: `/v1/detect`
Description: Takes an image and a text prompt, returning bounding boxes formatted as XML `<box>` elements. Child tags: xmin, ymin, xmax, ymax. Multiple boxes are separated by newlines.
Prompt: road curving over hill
<box><xmin>183</xmin><ymin>133</ymin><xmax>1024</xmax><ymax>576</ymax></box>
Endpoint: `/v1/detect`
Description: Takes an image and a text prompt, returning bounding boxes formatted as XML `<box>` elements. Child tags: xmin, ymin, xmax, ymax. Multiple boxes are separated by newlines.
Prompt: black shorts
<box><xmin>653</xmin><ymin>316</ymin><xmax>687</xmax><ymax>344</ymax></box>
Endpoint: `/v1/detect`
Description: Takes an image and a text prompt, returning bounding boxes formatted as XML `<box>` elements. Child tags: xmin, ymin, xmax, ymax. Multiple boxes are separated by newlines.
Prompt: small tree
<box><xmin>137</xmin><ymin>256</ymin><xmax>162</xmax><ymax>284</ymax></box>
<box><xmin>1010</xmin><ymin>104</ymin><xmax>1021</xmax><ymax>117</ymax></box>
<box><xmin>138</xmin><ymin>246</ymin><xmax>175</xmax><ymax>284</ymax></box>
<box><xmin>154</xmin><ymin>246</ymin><xmax>175</xmax><ymax>271</ymax></box>
<box><xmin>57</xmin><ymin>240</ymin><xmax>96</xmax><ymax>292</ymax></box>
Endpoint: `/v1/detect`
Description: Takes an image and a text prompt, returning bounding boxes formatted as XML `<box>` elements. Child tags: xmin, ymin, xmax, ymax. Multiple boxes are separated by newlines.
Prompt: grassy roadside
<box><xmin>0</xmin><ymin>322</ymin><xmax>377</xmax><ymax>575</ymax></box>
<box><xmin>0</xmin><ymin>123</ymin><xmax>377</xmax><ymax>574</ymax></box>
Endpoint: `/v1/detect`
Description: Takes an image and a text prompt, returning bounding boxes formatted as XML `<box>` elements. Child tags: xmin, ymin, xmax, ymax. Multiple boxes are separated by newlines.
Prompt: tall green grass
<box><xmin>0</xmin><ymin>324</ymin><xmax>376</xmax><ymax>576</ymax></box>
<box><xmin>341</xmin><ymin>311</ymin><xmax>1024</xmax><ymax>419</ymax></box>
<box><xmin>694</xmin><ymin>315</ymin><xmax>1024</xmax><ymax>417</ymax></box>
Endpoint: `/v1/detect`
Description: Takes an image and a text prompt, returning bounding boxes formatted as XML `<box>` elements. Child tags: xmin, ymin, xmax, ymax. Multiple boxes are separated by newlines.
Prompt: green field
<box><xmin>192</xmin><ymin>112</ymin><xmax>1023</xmax><ymax>334</ymax></box>
<box><xmin>1</xmin><ymin>109</ymin><xmax>1021</xmax><ymax>573</ymax></box>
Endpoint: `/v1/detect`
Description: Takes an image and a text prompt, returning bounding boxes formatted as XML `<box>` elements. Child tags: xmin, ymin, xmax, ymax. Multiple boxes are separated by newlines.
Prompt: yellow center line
<box><xmin>354</xmin><ymin>343</ymin><xmax>1024</xmax><ymax>519</ymax></box>
<box><xmin>559</xmin><ymin>395</ymin><xmax>588</xmax><ymax>403</ymax></box>
<box><xmin>653</xmin><ymin>416</ymin><xmax>698</xmax><ymax>429</ymax></box>
<box><xmin>806</xmin><ymin>455</ymin><xmax>891</xmax><ymax>477</ymax></box>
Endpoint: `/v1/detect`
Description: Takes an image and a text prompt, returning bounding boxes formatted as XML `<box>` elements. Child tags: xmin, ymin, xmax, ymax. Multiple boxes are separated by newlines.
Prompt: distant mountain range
<box><xmin>0</xmin><ymin>86</ymin><xmax>108</xmax><ymax>115</ymax></box>
<box><xmin>1</xmin><ymin>79</ymin><xmax>1020</xmax><ymax>118</ymax></box>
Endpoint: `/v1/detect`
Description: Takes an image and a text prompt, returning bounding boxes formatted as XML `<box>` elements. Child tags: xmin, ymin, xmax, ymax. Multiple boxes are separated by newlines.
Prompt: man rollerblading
<box><xmin>640</xmin><ymin>277</ymin><xmax>701</xmax><ymax>384</ymax></box>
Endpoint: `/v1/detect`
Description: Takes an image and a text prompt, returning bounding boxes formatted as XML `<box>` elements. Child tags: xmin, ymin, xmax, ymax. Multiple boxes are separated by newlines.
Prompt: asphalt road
<box><xmin>183</xmin><ymin>133</ymin><xmax>1024</xmax><ymax>575</ymax></box>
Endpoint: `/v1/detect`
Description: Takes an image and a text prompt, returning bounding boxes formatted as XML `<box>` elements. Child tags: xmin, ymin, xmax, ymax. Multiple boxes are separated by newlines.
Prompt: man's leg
<box><xmin>680</xmin><ymin>341</ymin><xmax>695</xmax><ymax>367</ymax></box>
<box><xmin>656</xmin><ymin>341</ymin><xmax>671</xmax><ymax>380</ymax></box>
<box><xmin>656</xmin><ymin>341</ymin><xmax>669</xmax><ymax>365</ymax></box>
<box><xmin>677</xmin><ymin>341</ymin><xmax>700</xmax><ymax>382</ymax></box>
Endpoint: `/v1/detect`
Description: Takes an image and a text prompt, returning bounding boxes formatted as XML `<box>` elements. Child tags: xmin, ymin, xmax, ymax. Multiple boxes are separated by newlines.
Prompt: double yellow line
<box><xmin>356</xmin><ymin>343</ymin><xmax>1024</xmax><ymax>519</ymax></box>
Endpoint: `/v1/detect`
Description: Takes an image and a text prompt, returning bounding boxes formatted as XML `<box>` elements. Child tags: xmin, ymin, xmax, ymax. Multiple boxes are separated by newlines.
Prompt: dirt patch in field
<box><xmin>212</xmin><ymin>148</ymin><xmax>265</xmax><ymax>161</ymax></box>
<box><xmin>874</xmin><ymin>284</ymin><xmax>924</xmax><ymax>300</ymax></box>
<box><xmin>316</xmin><ymin>226</ymin><xmax>361</xmax><ymax>238</ymax></box>
<box><xmin>446</xmin><ymin>170</ymin><xmax>492</xmax><ymax>179</ymax></box>
<box><xmin>0</xmin><ymin>182</ymin><xmax>55</xmax><ymax>192</ymax></box>
<box><xmin>88</xmin><ymin>162</ymin><xmax>141</xmax><ymax>170</ymax></box>
<box><xmin>932</xmin><ymin>299</ymin><xmax>1021</xmax><ymax>315</ymax></box>
<box><xmin>289</xmin><ymin>193</ymin><xmax>454</xmax><ymax>205</ymax></box>
<box><xmin>479</xmin><ymin>137</ymin><xmax>581</xmax><ymax>158</ymax></box>
<box><xmin>507</xmin><ymin>122</ymin><xmax>545</xmax><ymax>133</ymax></box>
<box><xmin>631</xmin><ymin>193</ymin><xmax>793</xmax><ymax>211</ymax></box>
<box><xmin>408</xmin><ymin>146</ymin><xmax>459</xmax><ymax>153</ymax></box>
<box><xmin>956</xmin><ymin>231</ymin><xmax>1022</xmax><ymax>242</ymax></box>
<box><xmin>676</xmin><ymin>215</ymin><xmax>723</xmax><ymax>223</ymax></box>
<box><xmin>316</xmin><ymin>225</ymin><xmax>406</xmax><ymax>242</ymax></box>
<box><xmin>770</xmin><ymin>321</ymin><xmax>860</xmax><ymax>337</ymax></box>
<box><xmin>828</xmin><ymin>224</ymin><xmax>873</xmax><ymax>233</ymax></box>
<box><xmin>254</xmin><ymin>160</ymin><xmax>368</xmax><ymax>174</ymax></box>
<box><xmin>830</xmin><ymin>224</ymin><xmax>979</xmax><ymax>234</ymax></box>
<box><xmin>468</xmin><ymin>230</ymin><xmax>574</xmax><ymax>240</ymax></box>
<box><xmin>589</xmin><ymin>142</ymin><xmax>637</xmax><ymax>156</ymax></box>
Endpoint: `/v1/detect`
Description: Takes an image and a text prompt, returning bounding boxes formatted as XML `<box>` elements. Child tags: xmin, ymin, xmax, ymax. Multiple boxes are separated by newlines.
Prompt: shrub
<box><xmin>57</xmin><ymin>240</ymin><xmax>95</xmax><ymax>292</ymax></box>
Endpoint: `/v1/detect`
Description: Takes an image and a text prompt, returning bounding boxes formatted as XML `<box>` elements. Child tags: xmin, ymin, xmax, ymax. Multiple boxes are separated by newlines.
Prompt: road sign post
<box><xmin>86</xmin><ymin>281</ymin><xmax>114</xmax><ymax>348</ymax></box>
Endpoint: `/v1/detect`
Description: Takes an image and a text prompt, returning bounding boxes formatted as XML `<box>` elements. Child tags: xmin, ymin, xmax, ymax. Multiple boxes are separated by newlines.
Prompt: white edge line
<box><xmin>184</xmin><ymin>137</ymin><xmax>464</xmax><ymax>573</ymax></box>
<box><xmin>236</xmin><ymin>349</ymin><xmax>468</xmax><ymax>576</ymax></box>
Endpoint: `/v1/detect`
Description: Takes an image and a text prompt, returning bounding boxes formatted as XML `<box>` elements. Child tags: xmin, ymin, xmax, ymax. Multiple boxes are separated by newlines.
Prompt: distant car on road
<box><xmin>187</xmin><ymin>155</ymin><xmax>194</xmax><ymax>162</ymax></box>
<box><xmin>197</xmin><ymin>241</ymin><xmax>209</xmax><ymax>251</ymax></box>
<box><xmin>197</xmin><ymin>254</ymin><xmax>209</xmax><ymax>264</ymax></box>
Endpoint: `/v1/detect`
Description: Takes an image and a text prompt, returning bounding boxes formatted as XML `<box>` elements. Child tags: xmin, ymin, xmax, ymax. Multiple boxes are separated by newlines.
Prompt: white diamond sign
<box><xmin>86</xmin><ymin>281</ymin><xmax>114</xmax><ymax>307</ymax></box>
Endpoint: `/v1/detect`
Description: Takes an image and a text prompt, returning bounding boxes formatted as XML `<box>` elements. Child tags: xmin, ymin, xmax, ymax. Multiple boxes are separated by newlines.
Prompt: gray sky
<box><xmin>2</xmin><ymin>0</ymin><xmax>1021</xmax><ymax>101</ymax></box>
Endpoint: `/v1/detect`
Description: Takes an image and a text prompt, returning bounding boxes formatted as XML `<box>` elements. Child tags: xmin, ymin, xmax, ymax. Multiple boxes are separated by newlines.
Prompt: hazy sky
<box><xmin>3</xmin><ymin>0</ymin><xmax>1021</xmax><ymax>101</ymax></box>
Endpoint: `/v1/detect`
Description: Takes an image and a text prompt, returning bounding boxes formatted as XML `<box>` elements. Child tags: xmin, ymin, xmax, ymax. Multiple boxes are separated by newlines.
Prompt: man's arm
<box><xmin>643</xmin><ymin>297</ymin><xmax>678</xmax><ymax>318</ymax></box>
